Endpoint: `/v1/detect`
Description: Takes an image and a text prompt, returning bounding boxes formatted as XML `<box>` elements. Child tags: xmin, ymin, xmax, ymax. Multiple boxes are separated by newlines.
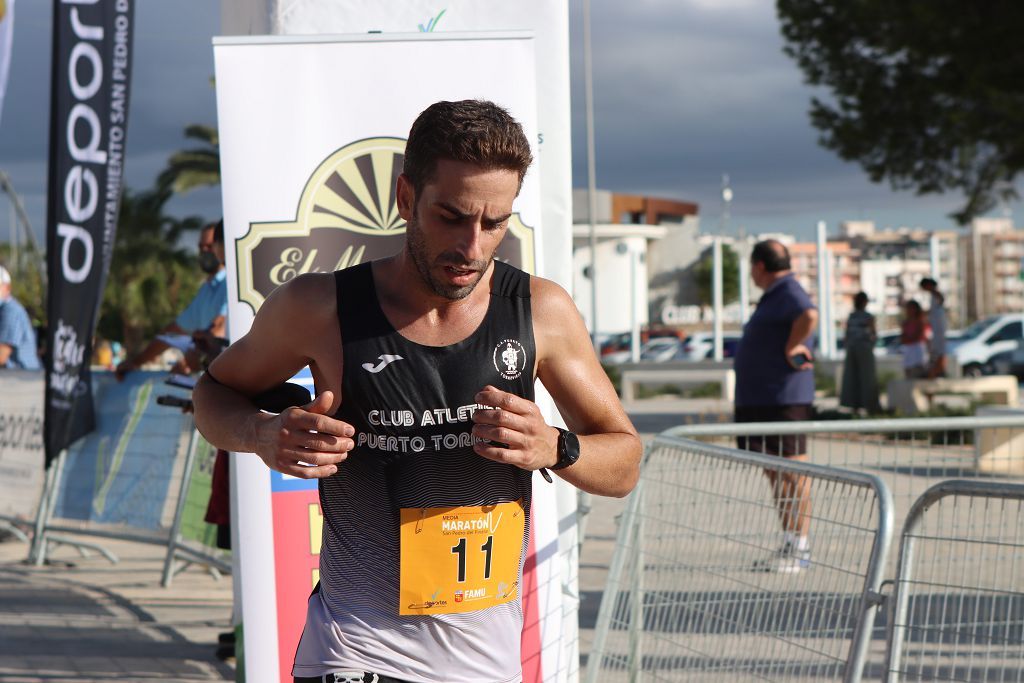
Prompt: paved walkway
<box><xmin>0</xmin><ymin>534</ymin><xmax>236</xmax><ymax>681</ymax></box>
<box><xmin>0</xmin><ymin>403</ymin><xmax>704</xmax><ymax>683</ymax></box>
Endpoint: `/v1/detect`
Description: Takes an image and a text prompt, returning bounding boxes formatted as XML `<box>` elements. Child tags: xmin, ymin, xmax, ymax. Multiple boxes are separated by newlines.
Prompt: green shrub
<box><xmin>815</xmin><ymin>370</ymin><xmax>837</xmax><ymax>397</ymax></box>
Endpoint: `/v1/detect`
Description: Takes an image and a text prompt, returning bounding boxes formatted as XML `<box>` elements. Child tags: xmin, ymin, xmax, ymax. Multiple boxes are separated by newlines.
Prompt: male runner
<box><xmin>192</xmin><ymin>100</ymin><xmax>641</xmax><ymax>683</ymax></box>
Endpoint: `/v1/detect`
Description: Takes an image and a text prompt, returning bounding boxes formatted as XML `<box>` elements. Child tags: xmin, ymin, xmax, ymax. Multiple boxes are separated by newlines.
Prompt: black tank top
<box><xmin>302</xmin><ymin>260</ymin><xmax>536</xmax><ymax>678</ymax></box>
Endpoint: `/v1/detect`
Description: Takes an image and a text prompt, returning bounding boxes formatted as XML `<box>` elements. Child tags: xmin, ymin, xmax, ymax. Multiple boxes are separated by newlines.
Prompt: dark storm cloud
<box><xmin>568</xmin><ymin>0</ymin><xmax>986</xmax><ymax>237</ymax></box>
<box><xmin>0</xmin><ymin>1</ymin><xmax>1011</xmax><ymax>245</ymax></box>
<box><xmin>0</xmin><ymin>2</ymin><xmax>220</xmax><ymax>241</ymax></box>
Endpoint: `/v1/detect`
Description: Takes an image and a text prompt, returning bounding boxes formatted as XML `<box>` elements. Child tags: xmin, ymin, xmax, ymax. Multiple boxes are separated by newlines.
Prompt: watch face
<box><xmin>554</xmin><ymin>428</ymin><xmax>580</xmax><ymax>470</ymax></box>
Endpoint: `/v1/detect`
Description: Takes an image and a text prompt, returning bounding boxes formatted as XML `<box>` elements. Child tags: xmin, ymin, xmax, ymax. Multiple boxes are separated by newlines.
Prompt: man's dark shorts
<box><xmin>734</xmin><ymin>404</ymin><xmax>812</xmax><ymax>456</ymax></box>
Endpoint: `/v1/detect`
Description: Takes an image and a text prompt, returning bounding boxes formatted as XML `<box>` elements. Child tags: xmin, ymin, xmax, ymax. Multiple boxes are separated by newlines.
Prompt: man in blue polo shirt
<box><xmin>733</xmin><ymin>239</ymin><xmax>818</xmax><ymax>573</ymax></box>
<box><xmin>0</xmin><ymin>265</ymin><xmax>41</xmax><ymax>370</ymax></box>
<box><xmin>116</xmin><ymin>220</ymin><xmax>227</xmax><ymax>379</ymax></box>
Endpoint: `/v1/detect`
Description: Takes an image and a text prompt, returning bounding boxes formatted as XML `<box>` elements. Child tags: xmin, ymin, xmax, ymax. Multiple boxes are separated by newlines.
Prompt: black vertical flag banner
<box><xmin>44</xmin><ymin>0</ymin><xmax>134</xmax><ymax>467</ymax></box>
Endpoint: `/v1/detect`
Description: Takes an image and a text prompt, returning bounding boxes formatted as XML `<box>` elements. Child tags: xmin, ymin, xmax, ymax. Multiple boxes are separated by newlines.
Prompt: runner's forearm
<box><xmin>193</xmin><ymin>373</ymin><xmax>274</xmax><ymax>454</ymax></box>
<box><xmin>552</xmin><ymin>431</ymin><xmax>641</xmax><ymax>497</ymax></box>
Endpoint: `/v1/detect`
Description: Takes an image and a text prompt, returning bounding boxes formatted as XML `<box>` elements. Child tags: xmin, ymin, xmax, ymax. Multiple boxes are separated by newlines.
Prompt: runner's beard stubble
<box><xmin>406</xmin><ymin>214</ymin><xmax>493</xmax><ymax>300</ymax></box>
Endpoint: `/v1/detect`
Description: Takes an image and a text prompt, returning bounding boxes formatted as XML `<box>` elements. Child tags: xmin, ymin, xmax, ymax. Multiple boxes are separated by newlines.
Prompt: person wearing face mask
<box><xmin>0</xmin><ymin>265</ymin><xmax>41</xmax><ymax>370</ymax></box>
<box><xmin>115</xmin><ymin>220</ymin><xmax>227</xmax><ymax>380</ymax></box>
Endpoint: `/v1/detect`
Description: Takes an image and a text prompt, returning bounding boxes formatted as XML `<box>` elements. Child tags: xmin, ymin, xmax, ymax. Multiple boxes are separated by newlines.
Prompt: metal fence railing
<box><xmin>666</xmin><ymin>415</ymin><xmax>1024</xmax><ymax>555</ymax></box>
<box><xmin>885</xmin><ymin>480</ymin><xmax>1024</xmax><ymax>683</ymax></box>
<box><xmin>586</xmin><ymin>415</ymin><xmax>1024</xmax><ymax>681</ymax></box>
<box><xmin>585</xmin><ymin>434</ymin><xmax>894</xmax><ymax>682</ymax></box>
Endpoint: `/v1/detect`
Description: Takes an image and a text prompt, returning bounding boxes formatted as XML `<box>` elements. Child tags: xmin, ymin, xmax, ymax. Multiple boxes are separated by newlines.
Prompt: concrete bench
<box><xmin>620</xmin><ymin>367</ymin><xmax>735</xmax><ymax>402</ymax></box>
<box><xmin>887</xmin><ymin>376</ymin><xmax>1019</xmax><ymax>415</ymax></box>
<box><xmin>974</xmin><ymin>406</ymin><xmax>1024</xmax><ymax>475</ymax></box>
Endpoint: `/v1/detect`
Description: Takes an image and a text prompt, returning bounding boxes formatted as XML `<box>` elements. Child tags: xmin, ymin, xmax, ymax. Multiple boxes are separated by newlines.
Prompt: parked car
<box><xmin>997</xmin><ymin>337</ymin><xmax>1024</xmax><ymax>380</ymax></box>
<box><xmin>680</xmin><ymin>332</ymin><xmax>742</xmax><ymax>360</ymax></box>
<box><xmin>991</xmin><ymin>349</ymin><xmax>1016</xmax><ymax>378</ymax></box>
<box><xmin>948</xmin><ymin>314</ymin><xmax>1024</xmax><ymax>376</ymax></box>
<box><xmin>599</xmin><ymin>328</ymin><xmax>688</xmax><ymax>361</ymax></box>
<box><xmin>875</xmin><ymin>330</ymin><xmax>902</xmax><ymax>356</ymax></box>
<box><xmin>599</xmin><ymin>332</ymin><xmax>632</xmax><ymax>359</ymax></box>
<box><xmin>639</xmin><ymin>337</ymin><xmax>685</xmax><ymax>362</ymax></box>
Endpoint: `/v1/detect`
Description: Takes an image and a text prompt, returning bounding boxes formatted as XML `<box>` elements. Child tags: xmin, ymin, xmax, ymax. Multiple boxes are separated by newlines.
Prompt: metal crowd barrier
<box><xmin>666</xmin><ymin>415</ymin><xmax>1024</xmax><ymax>558</ymax></box>
<box><xmin>585</xmin><ymin>434</ymin><xmax>894</xmax><ymax>682</ymax></box>
<box><xmin>29</xmin><ymin>424</ymin><xmax>230</xmax><ymax>579</ymax></box>
<box><xmin>587</xmin><ymin>415</ymin><xmax>1024</xmax><ymax>681</ymax></box>
<box><xmin>885</xmin><ymin>480</ymin><xmax>1024</xmax><ymax>682</ymax></box>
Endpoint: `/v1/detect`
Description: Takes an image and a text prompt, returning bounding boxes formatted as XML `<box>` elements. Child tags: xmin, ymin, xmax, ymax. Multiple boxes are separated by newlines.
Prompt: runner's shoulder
<box><xmin>527</xmin><ymin>275</ymin><xmax>583</xmax><ymax>344</ymax></box>
<box><xmin>527</xmin><ymin>274</ymin><xmax>575</xmax><ymax>316</ymax></box>
<box><xmin>259</xmin><ymin>272</ymin><xmax>337</xmax><ymax>326</ymax></box>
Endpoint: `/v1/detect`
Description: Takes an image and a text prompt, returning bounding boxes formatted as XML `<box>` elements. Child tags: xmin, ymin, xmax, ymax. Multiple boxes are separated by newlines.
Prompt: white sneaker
<box><xmin>753</xmin><ymin>541</ymin><xmax>811</xmax><ymax>574</ymax></box>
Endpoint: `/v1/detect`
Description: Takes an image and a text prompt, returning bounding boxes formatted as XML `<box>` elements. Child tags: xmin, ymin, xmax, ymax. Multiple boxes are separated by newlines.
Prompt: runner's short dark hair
<box><xmin>920</xmin><ymin>277</ymin><xmax>937</xmax><ymax>289</ymax></box>
<box><xmin>403</xmin><ymin>100</ymin><xmax>533</xmax><ymax>196</ymax></box>
<box><xmin>751</xmin><ymin>239</ymin><xmax>791</xmax><ymax>272</ymax></box>
<box><xmin>212</xmin><ymin>220</ymin><xmax>224</xmax><ymax>245</ymax></box>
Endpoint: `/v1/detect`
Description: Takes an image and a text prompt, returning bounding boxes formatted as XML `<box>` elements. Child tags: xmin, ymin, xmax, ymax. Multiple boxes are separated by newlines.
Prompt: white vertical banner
<box><xmin>221</xmin><ymin>5</ymin><xmax>578</xmax><ymax>680</ymax></box>
<box><xmin>0</xmin><ymin>0</ymin><xmax>13</xmax><ymax>127</ymax></box>
<box><xmin>215</xmin><ymin>33</ymin><xmax>556</xmax><ymax>682</ymax></box>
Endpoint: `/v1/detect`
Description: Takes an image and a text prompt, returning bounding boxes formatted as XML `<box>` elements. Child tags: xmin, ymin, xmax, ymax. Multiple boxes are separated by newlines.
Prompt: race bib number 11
<box><xmin>399</xmin><ymin>499</ymin><xmax>525</xmax><ymax>616</ymax></box>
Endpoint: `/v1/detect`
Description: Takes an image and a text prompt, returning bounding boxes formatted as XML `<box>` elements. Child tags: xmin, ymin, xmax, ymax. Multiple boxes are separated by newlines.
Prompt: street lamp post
<box><xmin>583</xmin><ymin>0</ymin><xmax>600</xmax><ymax>352</ymax></box>
<box><xmin>713</xmin><ymin>174</ymin><xmax>732</xmax><ymax>358</ymax></box>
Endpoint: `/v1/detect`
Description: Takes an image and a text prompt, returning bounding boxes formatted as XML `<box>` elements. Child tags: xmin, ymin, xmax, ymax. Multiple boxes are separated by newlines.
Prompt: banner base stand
<box><xmin>0</xmin><ymin>517</ymin><xmax>31</xmax><ymax>543</ymax></box>
<box><xmin>45</xmin><ymin>533</ymin><xmax>120</xmax><ymax>564</ymax></box>
<box><xmin>28</xmin><ymin>450</ymin><xmax>118</xmax><ymax>567</ymax></box>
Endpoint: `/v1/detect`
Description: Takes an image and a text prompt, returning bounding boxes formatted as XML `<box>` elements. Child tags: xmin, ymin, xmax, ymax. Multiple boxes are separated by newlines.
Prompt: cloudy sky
<box><xmin>0</xmin><ymin>1</ymin><xmax>1017</xmax><ymax>247</ymax></box>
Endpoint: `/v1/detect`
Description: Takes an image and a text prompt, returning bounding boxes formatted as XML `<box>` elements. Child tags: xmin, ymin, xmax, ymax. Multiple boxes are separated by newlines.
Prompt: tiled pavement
<box><xmin>0</xmin><ymin>534</ymin><xmax>236</xmax><ymax>682</ymax></box>
<box><xmin>0</xmin><ymin>402</ymin><xmax>693</xmax><ymax>683</ymax></box>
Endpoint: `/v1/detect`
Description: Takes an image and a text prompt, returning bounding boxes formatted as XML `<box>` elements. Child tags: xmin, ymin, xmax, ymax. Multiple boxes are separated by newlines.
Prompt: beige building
<box><xmin>839</xmin><ymin>222</ymin><xmax>964</xmax><ymax>328</ymax></box>
<box><xmin>788</xmin><ymin>241</ymin><xmax>860</xmax><ymax>329</ymax></box>
<box><xmin>963</xmin><ymin>218</ymin><xmax>1024</xmax><ymax>320</ymax></box>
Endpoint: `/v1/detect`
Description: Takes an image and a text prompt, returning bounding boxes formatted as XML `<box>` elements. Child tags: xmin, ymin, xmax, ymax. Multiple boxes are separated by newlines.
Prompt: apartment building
<box><xmin>839</xmin><ymin>222</ymin><xmax>963</xmax><ymax>328</ymax></box>
<box><xmin>962</xmin><ymin>218</ymin><xmax>1024</xmax><ymax>320</ymax></box>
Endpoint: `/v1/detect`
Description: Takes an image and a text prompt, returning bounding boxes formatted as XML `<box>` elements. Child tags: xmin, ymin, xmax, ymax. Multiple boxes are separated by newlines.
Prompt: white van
<box><xmin>950</xmin><ymin>314</ymin><xmax>1024</xmax><ymax>376</ymax></box>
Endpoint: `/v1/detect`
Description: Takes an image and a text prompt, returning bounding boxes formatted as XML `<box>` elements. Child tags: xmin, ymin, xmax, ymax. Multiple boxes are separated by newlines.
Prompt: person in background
<box><xmin>840</xmin><ymin>291</ymin><xmax>881</xmax><ymax>415</ymax></box>
<box><xmin>899</xmin><ymin>299</ymin><xmax>931</xmax><ymax>379</ymax></box>
<box><xmin>920</xmin><ymin>277</ymin><xmax>947</xmax><ymax>378</ymax></box>
<box><xmin>115</xmin><ymin>220</ymin><xmax>227</xmax><ymax>379</ymax></box>
<box><xmin>92</xmin><ymin>338</ymin><xmax>115</xmax><ymax>370</ymax></box>
<box><xmin>0</xmin><ymin>265</ymin><xmax>41</xmax><ymax>370</ymax></box>
<box><xmin>733</xmin><ymin>239</ymin><xmax>818</xmax><ymax>573</ymax></box>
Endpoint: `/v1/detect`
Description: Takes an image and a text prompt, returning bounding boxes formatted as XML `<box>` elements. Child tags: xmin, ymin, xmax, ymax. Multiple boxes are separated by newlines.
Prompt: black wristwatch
<box><xmin>551</xmin><ymin>428</ymin><xmax>580</xmax><ymax>470</ymax></box>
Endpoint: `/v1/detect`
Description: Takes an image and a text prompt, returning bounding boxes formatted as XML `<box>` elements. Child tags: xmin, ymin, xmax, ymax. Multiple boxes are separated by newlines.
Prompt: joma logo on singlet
<box><xmin>362</xmin><ymin>354</ymin><xmax>404</xmax><ymax>373</ymax></box>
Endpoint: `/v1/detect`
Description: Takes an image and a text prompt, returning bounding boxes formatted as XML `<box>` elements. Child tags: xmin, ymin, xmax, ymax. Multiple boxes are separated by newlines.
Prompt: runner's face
<box><xmin>399</xmin><ymin>160</ymin><xmax>519</xmax><ymax>300</ymax></box>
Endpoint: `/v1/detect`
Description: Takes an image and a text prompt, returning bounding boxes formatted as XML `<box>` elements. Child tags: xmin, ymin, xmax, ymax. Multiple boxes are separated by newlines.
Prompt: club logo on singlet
<box><xmin>493</xmin><ymin>339</ymin><xmax>527</xmax><ymax>380</ymax></box>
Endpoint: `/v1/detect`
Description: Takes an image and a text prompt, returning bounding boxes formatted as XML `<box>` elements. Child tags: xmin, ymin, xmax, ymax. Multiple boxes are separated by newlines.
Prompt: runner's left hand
<box><xmin>472</xmin><ymin>385</ymin><xmax>559</xmax><ymax>471</ymax></box>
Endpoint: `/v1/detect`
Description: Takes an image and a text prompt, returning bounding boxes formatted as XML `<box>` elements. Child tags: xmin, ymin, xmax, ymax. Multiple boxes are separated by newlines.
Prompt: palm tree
<box><xmin>98</xmin><ymin>187</ymin><xmax>206</xmax><ymax>351</ymax></box>
<box><xmin>156</xmin><ymin>124</ymin><xmax>220</xmax><ymax>195</ymax></box>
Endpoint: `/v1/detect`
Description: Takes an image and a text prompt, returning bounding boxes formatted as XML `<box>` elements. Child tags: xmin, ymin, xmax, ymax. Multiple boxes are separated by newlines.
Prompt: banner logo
<box><xmin>44</xmin><ymin>0</ymin><xmax>134</xmax><ymax>465</ymax></box>
<box><xmin>235</xmin><ymin>137</ymin><xmax>535</xmax><ymax>312</ymax></box>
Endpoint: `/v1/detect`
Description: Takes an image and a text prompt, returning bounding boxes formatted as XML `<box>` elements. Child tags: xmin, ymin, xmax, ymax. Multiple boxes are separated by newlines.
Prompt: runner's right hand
<box><xmin>253</xmin><ymin>390</ymin><xmax>355</xmax><ymax>478</ymax></box>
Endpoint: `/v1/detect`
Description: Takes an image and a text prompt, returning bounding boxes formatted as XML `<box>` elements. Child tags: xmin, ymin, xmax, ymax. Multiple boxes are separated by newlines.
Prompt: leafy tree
<box><xmin>98</xmin><ymin>187</ymin><xmax>206</xmax><ymax>352</ymax></box>
<box><xmin>157</xmin><ymin>124</ymin><xmax>220</xmax><ymax>195</ymax></box>
<box><xmin>777</xmin><ymin>1</ymin><xmax>1024</xmax><ymax>224</ymax></box>
<box><xmin>694</xmin><ymin>243</ymin><xmax>739</xmax><ymax>308</ymax></box>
